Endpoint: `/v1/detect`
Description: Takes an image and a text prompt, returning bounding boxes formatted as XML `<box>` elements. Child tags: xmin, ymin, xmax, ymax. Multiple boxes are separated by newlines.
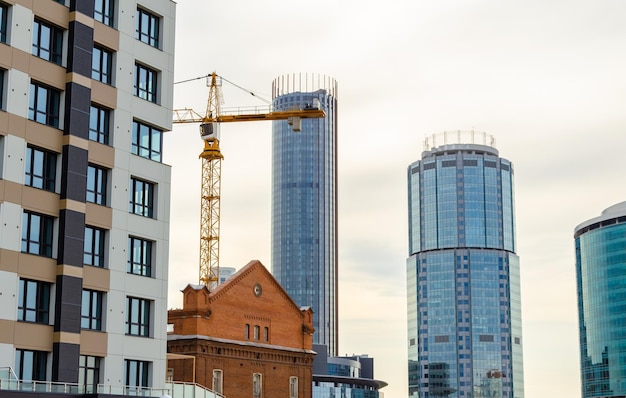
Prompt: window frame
<box><xmin>289</xmin><ymin>376</ymin><xmax>298</xmax><ymax>398</ymax></box>
<box><xmin>0</xmin><ymin>3</ymin><xmax>8</xmax><ymax>44</ymax></box>
<box><xmin>84</xmin><ymin>225</ymin><xmax>106</xmax><ymax>268</ymax></box>
<box><xmin>129</xmin><ymin>177</ymin><xmax>154</xmax><ymax>218</ymax></box>
<box><xmin>81</xmin><ymin>289</ymin><xmax>103</xmax><ymax>330</ymax></box>
<box><xmin>125</xmin><ymin>359</ymin><xmax>150</xmax><ymax>389</ymax></box>
<box><xmin>126</xmin><ymin>296</ymin><xmax>150</xmax><ymax>337</ymax></box>
<box><xmin>94</xmin><ymin>0</ymin><xmax>114</xmax><ymax>27</ymax></box>
<box><xmin>15</xmin><ymin>349</ymin><xmax>48</xmax><ymax>382</ymax></box>
<box><xmin>132</xmin><ymin>120</ymin><xmax>162</xmax><ymax>162</ymax></box>
<box><xmin>21</xmin><ymin>211</ymin><xmax>54</xmax><ymax>257</ymax></box>
<box><xmin>18</xmin><ymin>278</ymin><xmax>51</xmax><ymax>324</ymax></box>
<box><xmin>0</xmin><ymin>68</ymin><xmax>4</xmax><ymax>110</ymax></box>
<box><xmin>253</xmin><ymin>325</ymin><xmax>260</xmax><ymax>340</ymax></box>
<box><xmin>253</xmin><ymin>373</ymin><xmax>262</xmax><ymax>398</ymax></box>
<box><xmin>135</xmin><ymin>8</ymin><xmax>159</xmax><ymax>48</ymax></box>
<box><xmin>92</xmin><ymin>45</ymin><xmax>113</xmax><ymax>84</ymax></box>
<box><xmin>89</xmin><ymin>104</ymin><xmax>110</xmax><ymax>144</ymax></box>
<box><xmin>87</xmin><ymin>163</ymin><xmax>108</xmax><ymax>205</ymax></box>
<box><xmin>128</xmin><ymin>236</ymin><xmax>153</xmax><ymax>277</ymax></box>
<box><xmin>212</xmin><ymin>369</ymin><xmax>223</xmax><ymax>395</ymax></box>
<box><xmin>79</xmin><ymin>355</ymin><xmax>101</xmax><ymax>394</ymax></box>
<box><xmin>25</xmin><ymin>145</ymin><xmax>57</xmax><ymax>192</ymax></box>
<box><xmin>134</xmin><ymin>63</ymin><xmax>158</xmax><ymax>103</ymax></box>
<box><xmin>32</xmin><ymin>19</ymin><xmax>63</xmax><ymax>65</ymax></box>
<box><xmin>29</xmin><ymin>81</ymin><xmax>61</xmax><ymax>128</ymax></box>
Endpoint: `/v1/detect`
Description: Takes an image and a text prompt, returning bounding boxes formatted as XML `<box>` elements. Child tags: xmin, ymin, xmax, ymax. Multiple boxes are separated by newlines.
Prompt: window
<box><xmin>92</xmin><ymin>46</ymin><xmax>112</xmax><ymax>84</ymax></box>
<box><xmin>18</xmin><ymin>279</ymin><xmax>50</xmax><ymax>324</ymax></box>
<box><xmin>81</xmin><ymin>289</ymin><xmax>103</xmax><ymax>330</ymax></box>
<box><xmin>25</xmin><ymin>145</ymin><xmax>57</xmax><ymax>192</ymax></box>
<box><xmin>22</xmin><ymin>211</ymin><xmax>54</xmax><ymax>257</ymax></box>
<box><xmin>212</xmin><ymin>370</ymin><xmax>223</xmax><ymax>395</ymax></box>
<box><xmin>0</xmin><ymin>3</ymin><xmax>7</xmax><ymax>43</ymax></box>
<box><xmin>87</xmin><ymin>164</ymin><xmax>108</xmax><ymax>205</ymax></box>
<box><xmin>130</xmin><ymin>178</ymin><xmax>154</xmax><ymax>218</ymax></box>
<box><xmin>15</xmin><ymin>349</ymin><xmax>47</xmax><ymax>382</ymax></box>
<box><xmin>289</xmin><ymin>377</ymin><xmax>298</xmax><ymax>398</ymax></box>
<box><xmin>125</xmin><ymin>360</ymin><xmax>149</xmax><ymax>389</ymax></box>
<box><xmin>32</xmin><ymin>19</ymin><xmax>63</xmax><ymax>65</ymax></box>
<box><xmin>128</xmin><ymin>236</ymin><xmax>153</xmax><ymax>277</ymax></box>
<box><xmin>253</xmin><ymin>325</ymin><xmax>260</xmax><ymax>340</ymax></box>
<box><xmin>135</xmin><ymin>8</ymin><xmax>159</xmax><ymax>48</ymax></box>
<box><xmin>253</xmin><ymin>373</ymin><xmax>262</xmax><ymax>397</ymax></box>
<box><xmin>0</xmin><ymin>69</ymin><xmax>4</xmax><ymax>110</ymax></box>
<box><xmin>89</xmin><ymin>104</ymin><xmax>110</xmax><ymax>144</ymax></box>
<box><xmin>94</xmin><ymin>0</ymin><xmax>114</xmax><ymax>27</ymax></box>
<box><xmin>79</xmin><ymin>355</ymin><xmax>101</xmax><ymax>394</ymax></box>
<box><xmin>132</xmin><ymin>120</ymin><xmax>162</xmax><ymax>161</ymax></box>
<box><xmin>264</xmin><ymin>326</ymin><xmax>269</xmax><ymax>342</ymax></box>
<box><xmin>29</xmin><ymin>82</ymin><xmax>61</xmax><ymax>128</ymax></box>
<box><xmin>134</xmin><ymin>63</ymin><xmax>157</xmax><ymax>103</ymax></box>
<box><xmin>245</xmin><ymin>324</ymin><xmax>249</xmax><ymax>339</ymax></box>
<box><xmin>84</xmin><ymin>226</ymin><xmax>105</xmax><ymax>267</ymax></box>
<box><xmin>126</xmin><ymin>296</ymin><xmax>150</xmax><ymax>337</ymax></box>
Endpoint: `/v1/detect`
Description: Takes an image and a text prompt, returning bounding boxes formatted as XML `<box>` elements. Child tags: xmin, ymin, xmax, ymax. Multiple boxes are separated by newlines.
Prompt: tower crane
<box><xmin>172</xmin><ymin>72</ymin><xmax>326</xmax><ymax>288</ymax></box>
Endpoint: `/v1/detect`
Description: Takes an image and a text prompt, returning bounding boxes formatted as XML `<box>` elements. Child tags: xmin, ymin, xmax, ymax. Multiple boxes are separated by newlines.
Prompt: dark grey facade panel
<box><xmin>52</xmin><ymin>341</ymin><xmax>81</xmax><ymax>384</ymax></box>
<box><xmin>57</xmin><ymin>209</ymin><xmax>86</xmax><ymax>267</ymax></box>
<box><xmin>53</xmin><ymin>274</ymin><xmax>83</xmax><ymax>334</ymax></box>
<box><xmin>63</xmin><ymin>82</ymin><xmax>91</xmax><ymax>139</ymax></box>
<box><xmin>60</xmin><ymin>145</ymin><xmax>88</xmax><ymax>202</ymax></box>
<box><xmin>70</xmin><ymin>0</ymin><xmax>95</xmax><ymax>17</ymax></box>
<box><xmin>66</xmin><ymin>22</ymin><xmax>94</xmax><ymax>77</ymax></box>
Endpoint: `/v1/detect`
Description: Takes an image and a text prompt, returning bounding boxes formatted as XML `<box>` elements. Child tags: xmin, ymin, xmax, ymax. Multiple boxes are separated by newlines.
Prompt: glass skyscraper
<box><xmin>575</xmin><ymin>202</ymin><xmax>626</xmax><ymax>398</ymax></box>
<box><xmin>271</xmin><ymin>74</ymin><xmax>338</xmax><ymax>356</ymax></box>
<box><xmin>406</xmin><ymin>132</ymin><xmax>524</xmax><ymax>398</ymax></box>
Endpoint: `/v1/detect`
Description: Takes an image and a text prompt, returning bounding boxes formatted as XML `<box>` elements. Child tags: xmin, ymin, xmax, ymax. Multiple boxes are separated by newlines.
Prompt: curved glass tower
<box><xmin>271</xmin><ymin>74</ymin><xmax>338</xmax><ymax>355</ymax></box>
<box><xmin>575</xmin><ymin>202</ymin><xmax>626</xmax><ymax>398</ymax></box>
<box><xmin>406</xmin><ymin>132</ymin><xmax>524</xmax><ymax>398</ymax></box>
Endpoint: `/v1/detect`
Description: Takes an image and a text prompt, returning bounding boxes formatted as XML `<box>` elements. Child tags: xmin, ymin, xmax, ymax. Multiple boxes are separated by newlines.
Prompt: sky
<box><xmin>164</xmin><ymin>1</ymin><xmax>626</xmax><ymax>397</ymax></box>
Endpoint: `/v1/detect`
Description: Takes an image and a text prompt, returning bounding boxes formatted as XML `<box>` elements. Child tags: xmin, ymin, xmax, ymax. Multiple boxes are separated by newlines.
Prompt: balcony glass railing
<box><xmin>0</xmin><ymin>368</ymin><xmax>222</xmax><ymax>398</ymax></box>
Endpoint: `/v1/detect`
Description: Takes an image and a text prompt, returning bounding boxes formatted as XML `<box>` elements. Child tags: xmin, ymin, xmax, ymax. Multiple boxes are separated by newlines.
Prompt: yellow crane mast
<box><xmin>173</xmin><ymin>72</ymin><xmax>326</xmax><ymax>288</ymax></box>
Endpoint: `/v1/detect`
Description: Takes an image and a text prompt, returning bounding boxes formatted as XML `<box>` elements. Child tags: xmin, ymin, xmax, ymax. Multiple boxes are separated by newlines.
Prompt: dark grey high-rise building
<box><xmin>271</xmin><ymin>74</ymin><xmax>338</xmax><ymax>355</ymax></box>
<box><xmin>406</xmin><ymin>132</ymin><xmax>524</xmax><ymax>398</ymax></box>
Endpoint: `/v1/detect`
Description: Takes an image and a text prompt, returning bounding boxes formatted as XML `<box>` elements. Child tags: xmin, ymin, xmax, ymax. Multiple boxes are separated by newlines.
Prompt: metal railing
<box><xmin>0</xmin><ymin>368</ymin><xmax>222</xmax><ymax>398</ymax></box>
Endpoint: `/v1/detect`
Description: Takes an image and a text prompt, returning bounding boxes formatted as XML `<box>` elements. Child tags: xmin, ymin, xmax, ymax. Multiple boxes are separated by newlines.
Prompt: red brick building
<box><xmin>167</xmin><ymin>260</ymin><xmax>316</xmax><ymax>398</ymax></box>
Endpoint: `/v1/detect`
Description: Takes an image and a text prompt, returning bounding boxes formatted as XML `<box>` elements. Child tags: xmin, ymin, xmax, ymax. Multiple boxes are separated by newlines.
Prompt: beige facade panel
<box><xmin>14</xmin><ymin>322</ymin><xmax>54</xmax><ymax>351</ymax></box>
<box><xmin>0</xmin><ymin>112</ymin><xmax>7</xmax><ymax>135</ymax></box>
<box><xmin>31</xmin><ymin>0</ymin><xmax>69</xmax><ymax>30</ymax></box>
<box><xmin>24</xmin><ymin>120</ymin><xmax>63</xmax><ymax>153</ymax></box>
<box><xmin>28</xmin><ymin>56</ymin><xmax>66</xmax><ymax>91</ymax></box>
<box><xmin>91</xmin><ymin>80</ymin><xmax>117</xmax><ymax>110</ymax></box>
<box><xmin>0</xmin><ymin>249</ymin><xmax>19</xmax><ymax>274</ymax></box>
<box><xmin>66</xmin><ymin>72</ymin><xmax>92</xmax><ymax>91</ymax></box>
<box><xmin>83</xmin><ymin>265</ymin><xmax>110</xmax><ymax>292</ymax></box>
<box><xmin>88</xmin><ymin>140</ymin><xmax>116</xmax><ymax>169</ymax></box>
<box><xmin>0</xmin><ymin>180</ymin><xmax>24</xmax><ymax>206</ymax></box>
<box><xmin>21</xmin><ymin>186</ymin><xmax>60</xmax><ymax>216</ymax></box>
<box><xmin>85</xmin><ymin>202</ymin><xmax>113</xmax><ymax>230</ymax></box>
<box><xmin>0</xmin><ymin>320</ymin><xmax>14</xmax><ymax>344</ymax></box>
<box><xmin>18</xmin><ymin>253</ymin><xmax>56</xmax><ymax>283</ymax></box>
<box><xmin>0</xmin><ymin>45</ymin><xmax>10</xmax><ymax>70</ymax></box>
<box><xmin>80</xmin><ymin>330</ymin><xmax>108</xmax><ymax>357</ymax></box>
<box><xmin>93</xmin><ymin>22</ymin><xmax>120</xmax><ymax>52</ymax></box>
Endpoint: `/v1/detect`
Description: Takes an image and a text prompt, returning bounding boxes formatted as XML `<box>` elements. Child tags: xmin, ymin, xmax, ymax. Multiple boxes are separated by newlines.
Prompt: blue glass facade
<box><xmin>271</xmin><ymin>75</ymin><xmax>338</xmax><ymax>355</ymax></box>
<box><xmin>407</xmin><ymin>139</ymin><xmax>524</xmax><ymax>398</ymax></box>
<box><xmin>575</xmin><ymin>202</ymin><xmax>626</xmax><ymax>398</ymax></box>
